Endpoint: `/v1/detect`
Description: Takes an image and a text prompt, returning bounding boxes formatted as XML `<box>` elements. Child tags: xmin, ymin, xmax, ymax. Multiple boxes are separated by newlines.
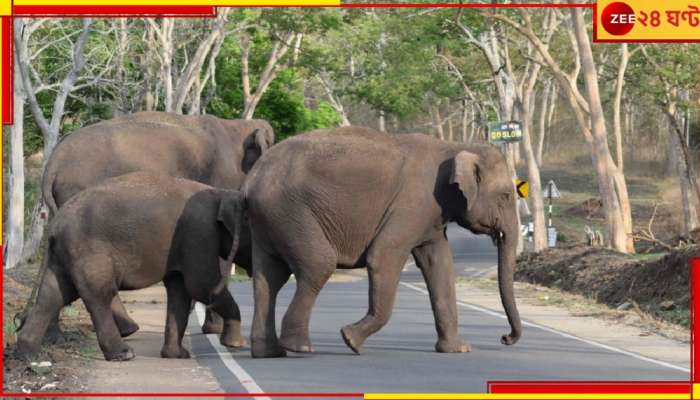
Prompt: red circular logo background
<box><xmin>601</xmin><ymin>2</ymin><xmax>636</xmax><ymax>36</ymax></box>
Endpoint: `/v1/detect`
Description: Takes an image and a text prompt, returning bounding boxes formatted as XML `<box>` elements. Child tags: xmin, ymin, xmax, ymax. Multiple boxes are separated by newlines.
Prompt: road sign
<box><xmin>543</xmin><ymin>180</ymin><xmax>561</xmax><ymax>199</ymax></box>
<box><xmin>488</xmin><ymin>121</ymin><xmax>523</xmax><ymax>143</ymax></box>
<box><xmin>515</xmin><ymin>179</ymin><xmax>529</xmax><ymax>199</ymax></box>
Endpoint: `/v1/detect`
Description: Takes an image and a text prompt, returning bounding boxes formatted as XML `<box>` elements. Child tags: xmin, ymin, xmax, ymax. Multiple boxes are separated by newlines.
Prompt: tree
<box><xmin>4</xmin><ymin>58</ymin><xmax>26</xmax><ymax>269</ymax></box>
<box><xmin>15</xmin><ymin>18</ymin><xmax>93</xmax><ymax>263</ymax></box>
<box><xmin>490</xmin><ymin>7</ymin><xmax>635</xmax><ymax>253</ymax></box>
<box><xmin>639</xmin><ymin>44</ymin><xmax>700</xmax><ymax>237</ymax></box>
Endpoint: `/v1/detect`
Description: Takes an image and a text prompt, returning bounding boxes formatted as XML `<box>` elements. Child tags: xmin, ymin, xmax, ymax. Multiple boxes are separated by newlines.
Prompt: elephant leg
<box><xmin>340</xmin><ymin>249</ymin><xmax>408</xmax><ymax>354</ymax></box>
<box><xmin>71</xmin><ymin>259</ymin><xmax>134</xmax><ymax>361</ymax></box>
<box><xmin>412</xmin><ymin>236</ymin><xmax>470</xmax><ymax>353</ymax></box>
<box><xmin>201</xmin><ymin>308</ymin><xmax>224</xmax><ymax>334</ymax></box>
<box><xmin>161</xmin><ymin>274</ymin><xmax>192</xmax><ymax>359</ymax></box>
<box><xmin>16</xmin><ymin>266</ymin><xmax>77</xmax><ymax>358</ymax></box>
<box><xmin>251</xmin><ymin>242</ymin><xmax>291</xmax><ymax>358</ymax></box>
<box><xmin>111</xmin><ymin>296</ymin><xmax>140</xmax><ymax>338</ymax></box>
<box><xmin>43</xmin><ymin>316</ymin><xmax>65</xmax><ymax>344</ymax></box>
<box><xmin>279</xmin><ymin>255</ymin><xmax>335</xmax><ymax>353</ymax></box>
<box><xmin>209</xmin><ymin>289</ymin><xmax>247</xmax><ymax>349</ymax></box>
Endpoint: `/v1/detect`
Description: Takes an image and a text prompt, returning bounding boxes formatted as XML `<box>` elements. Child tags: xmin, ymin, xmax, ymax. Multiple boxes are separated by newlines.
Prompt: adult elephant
<box><xmin>244</xmin><ymin>127</ymin><xmax>521</xmax><ymax>358</ymax></box>
<box><xmin>38</xmin><ymin>111</ymin><xmax>273</xmax><ymax>338</ymax></box>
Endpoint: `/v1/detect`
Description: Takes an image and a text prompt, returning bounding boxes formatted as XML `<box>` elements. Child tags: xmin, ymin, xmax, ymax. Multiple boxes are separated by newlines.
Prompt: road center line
<box><xmin>399</xmin><ymin>274</ymin><xmax>690</xmax><ymax>374</ymax></box>
<box><xmin>194</xmin><ymin>303</ymin><xmax>270</xmax><ymax>398</ymax></box>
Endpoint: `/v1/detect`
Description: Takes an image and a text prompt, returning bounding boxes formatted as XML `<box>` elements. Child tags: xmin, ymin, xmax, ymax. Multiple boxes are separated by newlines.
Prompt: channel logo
<box><xmin>595</xmin><ymin>0</ymin><xmax>700</xmax><ymax>42</ymax></box>
<box><xmin>600</xmin><ymin>1</ymin><xmax>636</xmax><ymax>36</ymax></box>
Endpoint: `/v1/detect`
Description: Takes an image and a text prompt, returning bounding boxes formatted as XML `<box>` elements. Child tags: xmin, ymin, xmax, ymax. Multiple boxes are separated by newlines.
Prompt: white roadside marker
<box><xmin>194</xmin><ymin>303</ymin><xmax>271</xmax><ymax>398</ymax></box>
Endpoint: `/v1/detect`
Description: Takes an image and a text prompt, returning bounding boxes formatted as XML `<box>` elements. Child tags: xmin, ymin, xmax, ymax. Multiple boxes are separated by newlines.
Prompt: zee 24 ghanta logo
<box><xmin>597</xmin><ymin>0</ymin><xmax>700</xmax><ymax>41</ymax></box>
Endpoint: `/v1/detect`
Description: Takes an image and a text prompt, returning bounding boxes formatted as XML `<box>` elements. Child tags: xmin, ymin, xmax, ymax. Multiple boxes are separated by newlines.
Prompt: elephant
<box><xmin>35</xmin><ymin>111</ymin><xmax>272</xmax><ymax>340</ymax></box>
<box><xmin>16</xmin><ymin>172</ymin><xmax>250</xmax><ymax>361</ymax></box>
<box><xmin>243</xmin><ymin>126</ymin><xmax>521</xmax><ymax>358</ymax></box>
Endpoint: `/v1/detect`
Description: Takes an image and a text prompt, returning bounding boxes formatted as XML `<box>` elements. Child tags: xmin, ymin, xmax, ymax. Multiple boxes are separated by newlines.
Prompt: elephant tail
<box><xmin>224</xmin><ymin>192</ymin><xmax>244</xmax><ymax>268</ymax></box>
<box><xmin>41</xmin><ymin>162</ymin><xmax>59</xmax><ymax>219</ymax></box>
<box><xmin>212</xmin><ymin>191</ymin><xmax>245</xmax><ymax>298</ymax></box>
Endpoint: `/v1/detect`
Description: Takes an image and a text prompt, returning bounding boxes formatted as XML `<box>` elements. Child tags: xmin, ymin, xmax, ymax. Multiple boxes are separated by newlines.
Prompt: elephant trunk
<box><xmin>496</xmin><ymin>219</ymin><xmax>522</xmax><ymax>345</ymax></box>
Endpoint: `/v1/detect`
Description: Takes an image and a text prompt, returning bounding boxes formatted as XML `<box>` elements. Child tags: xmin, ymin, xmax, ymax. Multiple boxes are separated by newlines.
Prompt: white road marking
<box><xmin>194</xmin><ymin>303</ymin><xmax>270</xmax><ymax>397</ymax></box>
<box><xmin>399</xmin><ymin>277</ymin><xmax>690</xmax><ymax>374</ymax></box>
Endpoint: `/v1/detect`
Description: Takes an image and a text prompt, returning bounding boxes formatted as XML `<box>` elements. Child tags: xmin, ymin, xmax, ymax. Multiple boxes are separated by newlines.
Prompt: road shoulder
<box><xmin>452</xmin><ymin>277</ymin><xmax>689</xmax><ymax>370</ymax></box>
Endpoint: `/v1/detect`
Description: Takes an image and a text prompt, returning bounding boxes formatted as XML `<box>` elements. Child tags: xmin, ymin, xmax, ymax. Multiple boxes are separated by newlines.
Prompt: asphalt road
<box><xmin>186</xmin><ymin>225</ymin><xmax>689</xmax><ymax>394</ymax></box>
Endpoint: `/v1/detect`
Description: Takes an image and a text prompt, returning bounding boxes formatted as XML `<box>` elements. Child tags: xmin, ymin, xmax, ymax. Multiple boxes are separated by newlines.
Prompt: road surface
<box><xmin>184</xmin><ymin>225</ymin><xmax>689</xmax><ymax>394</ymax></box>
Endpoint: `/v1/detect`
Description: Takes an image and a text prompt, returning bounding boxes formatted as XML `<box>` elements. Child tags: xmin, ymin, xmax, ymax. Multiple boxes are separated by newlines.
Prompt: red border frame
<box><xmin>1</xmin><ymin>2</ymin><xmax>697</xmax><ymax>398</ymax></box>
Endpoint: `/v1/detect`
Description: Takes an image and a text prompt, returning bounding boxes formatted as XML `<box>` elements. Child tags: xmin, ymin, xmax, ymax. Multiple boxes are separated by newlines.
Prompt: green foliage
<box><xmin>209</xmin><ymin>30</ymin><xmax>341</xmax><ymax>141</ymax></box>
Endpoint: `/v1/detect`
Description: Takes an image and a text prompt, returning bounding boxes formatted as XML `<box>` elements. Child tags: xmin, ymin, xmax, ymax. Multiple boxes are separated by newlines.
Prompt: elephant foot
<box><xmin>161</xmin><ymin>345</ymin><xmax>191</xmax><ymax>359</ymax></box>
<box><xmin>220</xmin><ymin>320</ymin><xmax>247</xmax><ymax>348</ymax></box>
<box><xmin>251</xmin><ymin>338</ymin><xmax>287</xmax><ymax>358</ymax></box>
<box><xmin>117</xmin><ymin>320</ymin><xmax>140</xmax><ymax>338</ymax></box>
<box><xmin>501</xmin><ymin>333</ymin><xmax>520</xmax><ymax>346</ymax></box>
<box><xmin>279</xmin><ymin>334</ymin><xmax>314</xmax><ymax>353</ymax></box>
<box><xmin>436</xmin><ymin>338</ymin><xmax>471</xmax><ymax>353</ymax></box>
<box><xmin>15</xmin><ymin>336</ymin><xmax>41</xmax><ymax>360</ymax></box>
<box><xmin>44</xmin><ymin>323</ymin><xmax>67</xmax><ymax>345</ymax></box>
<box><xmin>103</xmin><ymin>345</ymin><xmax>135</xmax><ymax>362</ymax></box>
<box><xmin>340</xmin><ymin>326</ymin><xmax>364</xmax><ymax>354</ymax></box>
<box><xmin>201</xmin><ymin>320</ymin><xmax>224</xmax><ymax>335</ymax></box>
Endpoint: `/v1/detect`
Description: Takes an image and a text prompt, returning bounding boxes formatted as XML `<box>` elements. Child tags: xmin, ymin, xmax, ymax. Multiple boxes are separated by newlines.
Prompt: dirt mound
<box><xmin>564</xmin><ymin>198</ymin><xmax>604</xmax><ymax>219</ymax></box>
<box><xmin>516</xmin><ymin>245</ymin><xmax>699</xmax><ymax>327</ymax></box>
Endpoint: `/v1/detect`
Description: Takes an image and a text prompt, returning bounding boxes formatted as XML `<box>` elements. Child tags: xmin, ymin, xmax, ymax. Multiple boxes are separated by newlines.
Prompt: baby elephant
<box><xmin>16</xmin><ymin>172</ymin><xmax>250</xmax><ymax>361</ymax></box>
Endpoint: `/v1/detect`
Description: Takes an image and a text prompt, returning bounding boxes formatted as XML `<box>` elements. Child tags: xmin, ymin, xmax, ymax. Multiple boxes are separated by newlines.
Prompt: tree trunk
<box><xmin>671</xmin><ymin>130</ymin><xmax>699</xmax><ymax>236</ymax></box>
<box><xmin>536</xmin><ymin>79</ymin><xmax>551</xmax><ymax>166</ymax></box>
<box><xmin>5</xmin><ymin>62</ymin><xmax>26</xmax><ymax>269</ymax></box>
<box><xmin>447</xmin><ymin>110</ymin><xmax>454</xmax><ymax>142</ymax></box>
<box><xmin>431</xmin><ymin>105</ymin><xmax>444</xmax><ymax>140</ymax></box>
<box><xmin>571</xmin><ymin>7</ymin><xmax>631</xmax><ymax>253</ymax></box>
<box><xmin>613</xmin><ymin>43</ymin><xmax>631</xmax><ymax>174</ymax></box>
<box><xmin>545</xmin><ymin>82</ymin><xmax>557</xmax><ymax>155</ymax></box>
<box><xmin>241</xmin><ymin>31</ymin><xmax>295</xmax><ymax>120</ymax></box>
<box><xmin>519</xmin><ymin>97</ymin><xmax>547</xmax><ymax>251</ymax></box>
<box><xmin>666</xmin><ymin>99</ymin><xmax>699</xmax><ymax>236</ymax></box>
<box><xmin>461</xmin><ymin>100</ymin><xmax>469</xmax><ymax>142</ymax></box>
<box><xmin>18</xmin><ymin>18</ymin><xmax>93</xmax><ymax>263</ymax></box>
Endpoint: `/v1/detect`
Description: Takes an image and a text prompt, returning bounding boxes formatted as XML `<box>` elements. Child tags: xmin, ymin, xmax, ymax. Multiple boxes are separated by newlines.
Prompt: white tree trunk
<box><xmin>536</xmin><ymin>80</ymin><xmax>551</xmax><ymax>166</ymax></box>
<box><xmin>5</xmin><ymin>61</ymin><xmax>26</xmax><ymax>269</ymax></box>
<box><xmin>571</xmin><ymin>7</ymin><xmax>631</xmax><ymax>253</ymax></box>
<box><xmin>612</xmin><ymin>43</ymin><xmax>632</xmax><ymax>174</ymax></box>
<box><xmin>431</xmin><ymin>105</ymin><xmax>444</xmax><ymax>140</ymax></box>
<box><xmin>241</xmin><ymin>31</ymin><xmax>295</xmax><ymax>120</ymax></box>
<box><xmin>378</xmin><ymin>110</ymin><xmax>386</xmax><ymax>132</ymax></box>
<box><xmin>461</xmin><ymin>100</ymin><xmax>469</xmax><ymax>142</ymax></box>
<box><xmin>17</xmin><ymin>18</ymin><xmax>93</xmax><ymax>263</ymax></box>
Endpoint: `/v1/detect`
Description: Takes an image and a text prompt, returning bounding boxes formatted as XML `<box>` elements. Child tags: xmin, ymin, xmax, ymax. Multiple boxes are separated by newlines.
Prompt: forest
<box><xmin>2</xmin><ymin>6</ymin><xmax>699</xmax><ymax>270</ymax></box>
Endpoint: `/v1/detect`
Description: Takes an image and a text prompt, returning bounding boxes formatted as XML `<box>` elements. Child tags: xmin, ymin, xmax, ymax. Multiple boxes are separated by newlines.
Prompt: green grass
<box><xmin>631</xmin><ymin>253</ymin><xmax>666</xmax><ymax>262</ymax></box>
<box><xmin>229</xmin><ymin>266</ymin><xmax>251</xmax><ymax>282</ymax></box>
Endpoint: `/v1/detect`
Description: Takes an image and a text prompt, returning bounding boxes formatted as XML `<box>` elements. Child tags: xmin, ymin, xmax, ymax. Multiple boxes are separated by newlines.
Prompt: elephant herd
<box><xmin>15</xmin><ymin>111</ymin><xmax>522</xmax><ymax>362</ymax></box>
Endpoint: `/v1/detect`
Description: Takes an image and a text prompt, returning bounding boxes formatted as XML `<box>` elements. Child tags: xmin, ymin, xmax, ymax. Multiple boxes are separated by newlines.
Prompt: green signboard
<box><xmin>488</xmin><ymin>121</ymin><xmax>523</xmax><ymax>143</ymax></box>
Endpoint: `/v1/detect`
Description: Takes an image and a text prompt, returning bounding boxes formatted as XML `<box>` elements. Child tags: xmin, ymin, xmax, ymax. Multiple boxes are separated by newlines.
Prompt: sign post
<box><xmin>488</xmin><ymin>121</ymin><xmax>524</xmax><ymax>144</ymax></box>
<box><xmin>543</xmin><ymin>180</ymin><xmax>561</xmax><ymax>247</ymax></box>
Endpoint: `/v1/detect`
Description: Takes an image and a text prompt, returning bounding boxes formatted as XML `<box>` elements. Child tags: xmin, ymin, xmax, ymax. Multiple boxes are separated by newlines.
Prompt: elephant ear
<box><xmin>450</xmin><ymin>151</ymin><xmax>481</xmax><ymax>210</ymax></box>
<box><xmin>254</xmin><ymin>126</ymin><xmax>273</xmax><ymax>153</ymax></box>
<box><xmin>242</xmin><ymin>127</ymin><xmax>273</xmax><ymax>173</ymax></box>
<box><xmin>217</xmin><ymin>190</ymin><xmax>244</xmax><ymax>265</ymax></box>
